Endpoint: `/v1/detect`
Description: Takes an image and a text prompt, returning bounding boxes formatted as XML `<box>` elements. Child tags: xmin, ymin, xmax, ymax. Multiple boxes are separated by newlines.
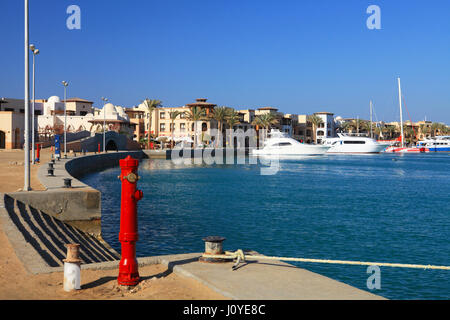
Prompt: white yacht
<box><xmin>252</xmin><ymin>130</ymin><xmax>330</xmax><ymax>156</ymax></box>
<box><xmin>323</xmin><ymin>133</ymin><xmax>389</xmax><ymax>154</ymax></box>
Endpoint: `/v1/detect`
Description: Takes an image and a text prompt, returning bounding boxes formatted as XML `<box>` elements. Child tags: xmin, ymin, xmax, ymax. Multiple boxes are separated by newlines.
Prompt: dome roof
<box><xmin>47</xmin><ymin>96</ymin><xmax>61</xmax><ymax>104</ymax></box>
<box><xmin>103</xmin><ymin>103</ymin><xmax>117</xmax><ymax>115</ymax></box>
<box><xmin>116</xmin><ymin>106</ymin><xmax>125</xmax><ymax>114</ymax></box>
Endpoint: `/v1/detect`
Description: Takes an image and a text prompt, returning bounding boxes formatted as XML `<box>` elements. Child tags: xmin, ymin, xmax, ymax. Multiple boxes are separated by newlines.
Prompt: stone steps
<box><xmin>3</xmin><ymin>195</ymin><xmax>120</xmax><ymax>268</ymax></box>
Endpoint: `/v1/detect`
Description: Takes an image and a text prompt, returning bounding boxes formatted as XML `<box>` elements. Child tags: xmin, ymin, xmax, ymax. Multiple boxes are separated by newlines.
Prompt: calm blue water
<box><xmin>81</xmin><ymin>154</ymin><xmax>450</xmax><ymax>300</ymax></box>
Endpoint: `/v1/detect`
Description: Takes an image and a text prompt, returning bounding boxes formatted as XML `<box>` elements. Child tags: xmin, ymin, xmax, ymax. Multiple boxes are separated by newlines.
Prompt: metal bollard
<box><xmin>199</xmin><ymin>236</ymin><xmax>227</xmax><ymax>263</ymax></box>
<box><xmin>63</xmin><ymin>243</ymin><xmax>82</xmax><ymax>292</ymax></box>
<box><xmin>117</xmin><ymin>156</ymin><xmax>143</xmax><ymax>286</ymax></box>
<box><xmin>63</xmin><ymin>178</ymin><xmax>72</xmax><ymax>188</ymax></box>
<box><xmin>47</xmin><ymin>163</ymin><xmax>55</xmax><ymax>176</ymax></box>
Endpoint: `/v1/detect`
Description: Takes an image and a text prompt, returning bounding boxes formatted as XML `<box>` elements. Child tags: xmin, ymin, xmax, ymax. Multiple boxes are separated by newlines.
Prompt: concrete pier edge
<box><xmin>1</xmin><ymin>151</ymin><xmax>385</xmax><ymax>299</ymax></box>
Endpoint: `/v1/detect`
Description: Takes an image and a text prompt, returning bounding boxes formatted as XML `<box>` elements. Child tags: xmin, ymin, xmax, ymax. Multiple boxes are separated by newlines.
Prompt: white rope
<box><xmin>202</xmin><ymin>250</ymin><xmax>450</xmax><ymax>271</ymax></box>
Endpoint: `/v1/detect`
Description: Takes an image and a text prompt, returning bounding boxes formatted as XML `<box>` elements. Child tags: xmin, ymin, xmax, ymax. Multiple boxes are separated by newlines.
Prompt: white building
<box><xmin>314</xmin><ymin>112</ymin><xmax>336</xmax><ymax>144</ymax></box>
<box><xmin>37</xmin><ymin>96</ymin><xmax>133</xmax><ymax>141</ymax></box>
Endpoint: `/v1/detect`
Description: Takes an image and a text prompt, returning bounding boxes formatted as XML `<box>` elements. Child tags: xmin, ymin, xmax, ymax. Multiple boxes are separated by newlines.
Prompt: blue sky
<box><xmin>1</xmin><ymin>0</ymin><xmax>449</xmax><ymax>123</ymax></box>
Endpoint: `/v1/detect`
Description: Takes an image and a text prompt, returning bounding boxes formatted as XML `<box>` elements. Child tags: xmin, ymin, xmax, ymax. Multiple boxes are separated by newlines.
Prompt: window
<box><xmin>317</xmin><ymin>130</ymin><xmax>325</xmax><ymax>136</ymax></box>
<box><xmin>160</xmin><ymin>112</ymin><xmax>165</xmax><ymax>119</ymax></box>
<box><xmin>160</xmin><ymin>123</ymin><xmax>165</xmax><ymax>131</ymax></box>
<box><xmin>180</xmin><ymin>123</ymin><xmax>186</xmax><ymax>132</ymax></box>
<box><xmin>343</xmin><ymin>141</ymin><xmax>366</xmax><ymax>144</ymax></box>
<box><xmin>180</xmin><ymin>112</ymin><xmax>185</xmax><ymax>119</ymax></box>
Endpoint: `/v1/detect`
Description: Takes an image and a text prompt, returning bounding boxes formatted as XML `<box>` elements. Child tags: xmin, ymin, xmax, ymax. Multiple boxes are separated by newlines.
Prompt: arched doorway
<box><xmin>0</xmin><ymin>131</ymin><xmax>5</xmax><ymax>149</ymax></box>
<box><xmin>106</xmin><ymin>139</ymin><xmax>118</xmax><ymax>151</ymax></box>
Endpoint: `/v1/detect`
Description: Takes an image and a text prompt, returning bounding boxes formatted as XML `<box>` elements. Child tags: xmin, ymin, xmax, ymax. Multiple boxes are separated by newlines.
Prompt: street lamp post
<box><xmin>101</xmin><ymin>97</ymin><xmax>108</xmax><ymax>152</ymax></box>
<box><xmin>24</xmin><ymin>0</ymin><xmax>31</xmax><ymax>191</ymax></box>
<box><xmin>30</xmin><ymin>44</ymin><xmax>39</xmax><ymax>164</ymax></box>
<box><xmin>62</xmin><ymin>81</ymin><xmax>68</xmax><ymax>157</ymax></box>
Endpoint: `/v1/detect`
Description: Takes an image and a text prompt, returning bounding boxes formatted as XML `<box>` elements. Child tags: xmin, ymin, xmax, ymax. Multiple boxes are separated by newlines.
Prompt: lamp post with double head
<box><xmin>30</xmin><ymin>44</ymin><xmax>39</xmax><ymax>163</ymax></box>
<box><xmin>24</xmin><ymin>0</ymin><xmax>31</xmax><ymax>191</ymax></box>
<box><xmin>62</xmin><ymin>81</ymin><xmax>68</xmax><ymax>157</ymax></box>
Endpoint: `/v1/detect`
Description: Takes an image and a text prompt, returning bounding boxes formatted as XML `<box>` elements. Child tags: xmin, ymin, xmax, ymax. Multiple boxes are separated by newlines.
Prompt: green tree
<box><xmin>168</xmin><ymin>110</ymin><xmax>183</xmax><ymax>149</ymax></box>
<box><xmin>185</xmin><ymin>106</ymin><xmax>206</xmax><ymax>148</ymax></box>
<box><xmin>339</xmin><ymin>121</ymin><xmax>353</xmax><ymax>133</ymax></box>
<box><xmin>225</xmin><ymin>110</ymin><xmax>241</xmax><ymax>146</ymax></box>
<box><xmin>307</xmin><ymin>115</ymin><xmax>324</xmax><ymax>143</ymax></box>
<box><xmin>212</xmin><ymin>106</ymin><xmax>231</xmax><ymax>147</ymax></box>
<box><xmin>358</xmin><ymin>120</ymin><xmax>370</xmax><ymax>133</ymax></box>
<box><xmin>252</xmin><ymin>113</ymin><xmax>278</xmax><ymax>142</ymax></box>
<box><xmin>142</xmin><ymin>98</ymin><xmax>162</xmax><ymax>149</ymax></box>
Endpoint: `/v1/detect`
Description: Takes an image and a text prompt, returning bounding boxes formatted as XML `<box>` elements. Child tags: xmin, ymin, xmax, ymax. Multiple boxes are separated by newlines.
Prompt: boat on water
<box><xmin>384</xmin><ymin>136</ymin><xmax>450</xmax><ymax>153</ymax></box>
<box><xmin>417</xmin><ymin>136</ymin><xmax>450</xmax><ymax>152</ymax></box>
<box><xmin>252</xmin><ymin>130</ymin><xmax>330</xmax><ymax>156</ymax></box>
<box><xmin>384</xmin><ymin>145</ymin><xmax>427</xmax><ymax>153</ymax></box>
<box><xmin>384</xmin><ymin>77</ymin><xmax>426</xmax><ymax>154</ymax></box>
<box><xmin>323</xmin><ymin>133</ymin><xmax>390</xmax><ymax>154</ymax></box>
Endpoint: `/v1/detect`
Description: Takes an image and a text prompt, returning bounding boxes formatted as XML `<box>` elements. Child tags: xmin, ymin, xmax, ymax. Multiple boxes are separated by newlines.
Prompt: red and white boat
<box><xmin>384</xmin><ymin>145</ymin><xmax>429</xmax><ymax>153</ymax></box>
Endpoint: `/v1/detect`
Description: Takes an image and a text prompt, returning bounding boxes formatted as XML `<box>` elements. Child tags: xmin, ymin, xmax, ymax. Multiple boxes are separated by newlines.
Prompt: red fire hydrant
<box><xmin>118</xmin><ymin>156</ymin><xmax>143</xmax><ymax>286</ymax></box>
<box><xmin>35</xmin><ymin>143</ymin><xmax>41</xmax><ymax>163</ymax></box>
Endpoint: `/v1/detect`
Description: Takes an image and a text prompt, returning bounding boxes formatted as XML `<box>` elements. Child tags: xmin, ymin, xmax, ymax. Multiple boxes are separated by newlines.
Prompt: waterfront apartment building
<box><xmin>314</xmin><ymin>112</ymin><xmax>336</xmax><ymax>143</ymax></box>
<box><xmin>126</xmin><ymin>98</ymin><xmax>221</xmax><ymax>145</ymax></box>
<box><xmin>289</xmin><ymin>114</ymin><xmax>313</xmax><ymax>143</ymax></box>
<box><xmin>0</xmin><ymin>98</ymin><xmax>43</xmax><ymax>149</ymax></box>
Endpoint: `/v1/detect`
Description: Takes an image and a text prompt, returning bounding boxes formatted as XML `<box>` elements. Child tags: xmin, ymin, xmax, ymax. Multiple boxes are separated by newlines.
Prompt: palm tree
<box><xmin>430</xmin><ymin>122</ymin><xmax>441</xmax><ymax>137</ymax></box>
<box><xmin>225</xmin><ymin>110</ymin><xmax>241</xmax><ymax>146</ymax></box>
<box><xmin>212</xmin><ymin>106</ymin><xmax>231</xmax><ymax>147</ymax></box>
<box><xmin>339</xmin><ymin>122</ymin><xmax>353</xmax><ymax>133</ymax></box>
<box><xmin>385</xmin><ymin>125</ymin><xmax>398</xmax><ymax>140</ymax></box>
<box><xmin>169</xmin><ymin>110</ymin><xmax>183</xmax><ymax>148</ymax></box>
<box><xmin>185</xmin><ymin>106</ymin><xmax>206</xmax><ymax>148</ymax></box>
<box><xmin>252</xmin><ymin>113</ymin><xmax>278</xmax><ymax>143</ymax></box>
<box><xmin>374</xmin><ymin>125</ymin><xmax>384</xmax><ymax>139</ymax></box>
<box><xmin>251</xmin><ymin>115</ymin><xmax>265</xmax><ymax>148</ymax></box>
<box><xmin>307</xmin><ymin>115</ymin><xmax>323</xmax><ymax>143</ymax></box>
<box><xmin>403</xmin><ymin>124</ymin><xmax>415</xmax><ymax>145</ymax></box>
<box><xmin>358</xmin><ymin>120</ymin><xmax>370</xmax><ymax>134</ymax></box>
<box><xmin>142</xmin><ymin>98</ymin><xmax>162</xmax><ymax>149</ymax></box>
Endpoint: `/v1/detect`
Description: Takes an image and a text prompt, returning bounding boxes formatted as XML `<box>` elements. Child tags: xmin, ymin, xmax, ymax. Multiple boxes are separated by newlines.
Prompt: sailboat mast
<box><xmin>397</xmin><ymin>77</ymin><xmax>404</xmax><ymax>147</ymax></box>
<box><xmin>370</xmin><ymin>100</ymin><xmax>373</xmax><ymax>139</ymax></box>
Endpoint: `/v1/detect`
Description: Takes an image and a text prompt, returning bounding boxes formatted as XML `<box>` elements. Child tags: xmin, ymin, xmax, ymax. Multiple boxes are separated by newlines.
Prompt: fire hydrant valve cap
<box><xmin>119</xmin><ymin>155</ymin><xmax>139</xmax><ymax>168</ymax></box>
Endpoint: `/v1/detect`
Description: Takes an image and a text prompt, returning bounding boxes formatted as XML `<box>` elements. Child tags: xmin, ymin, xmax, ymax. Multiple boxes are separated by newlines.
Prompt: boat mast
<box><xmin>397</xmin><ymin>77</ymin><xmax>404</xmax><ymax>147</ymax></box>
<box><xmin>370</xmin><ymin>100</ymin><xmax>373</xmax><ymax>139</ymax></box>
